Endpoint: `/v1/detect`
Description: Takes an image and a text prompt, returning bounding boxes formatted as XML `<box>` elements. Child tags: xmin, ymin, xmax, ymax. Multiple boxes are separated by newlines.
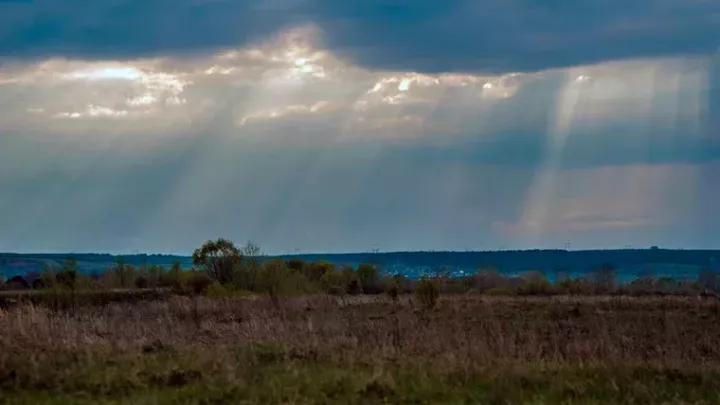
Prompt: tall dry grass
<box><xmin>2</xmin><ymin>295</ymin><xmax>720</xmax><ymax>372</ymax></box>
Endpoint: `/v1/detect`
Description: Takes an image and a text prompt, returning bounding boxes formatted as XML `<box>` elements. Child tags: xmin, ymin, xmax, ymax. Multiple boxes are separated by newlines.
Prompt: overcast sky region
<box><xmin>1</xmin><ymin>0</ymin><xmax>720</xmax><ymax>254</ymax></box>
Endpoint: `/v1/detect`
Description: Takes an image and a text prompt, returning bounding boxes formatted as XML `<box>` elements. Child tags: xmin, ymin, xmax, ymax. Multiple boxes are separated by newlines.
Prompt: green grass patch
<box><xmin>2</xmin><ymin>345</ymin><xmax>720</xmax><ymax>405</ymax></box>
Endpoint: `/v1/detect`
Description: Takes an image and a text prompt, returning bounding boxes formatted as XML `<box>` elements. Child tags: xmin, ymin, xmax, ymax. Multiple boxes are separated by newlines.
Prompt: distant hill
<box><xmin>2</xmin><ymin>249</ymin><xmax>718</xmax><ymax>281</ymax></box>
<box><xmin>0</xmin><ymin>253</ymin><xmax>193</xmax><ymax>278</ymax></box>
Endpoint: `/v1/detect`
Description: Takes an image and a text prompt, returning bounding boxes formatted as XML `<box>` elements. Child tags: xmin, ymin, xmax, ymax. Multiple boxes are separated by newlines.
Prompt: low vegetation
<box><xmin>2</xmin><ymin>238</ymin><xmax>720</xmax><ymax>403</ymax></box>
<box><xmin>3</xmin><ymin>295</ymin><xmax>720</xmax><ymax>404</ymax></box>
<box><xmin>2</xmin><ymin>239</ymin><xmax>719</xmax><ymax>302</ymax></box>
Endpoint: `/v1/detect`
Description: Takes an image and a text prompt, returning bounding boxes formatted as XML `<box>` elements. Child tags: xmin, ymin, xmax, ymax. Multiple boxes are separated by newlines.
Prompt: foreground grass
<box><xmin>3</xmin><ymin>345</ymin><xmax>720</xmax><ymax>405</ymax></box>
<box><xmin>3</xmin><ymin>295</ymin><xmax>720</xmax><ymax>404</ymax></box>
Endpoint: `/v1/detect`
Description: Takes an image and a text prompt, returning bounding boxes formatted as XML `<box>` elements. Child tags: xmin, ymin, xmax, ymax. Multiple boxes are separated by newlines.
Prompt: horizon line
<box><xmin>1</xmin><ymin>246</ymin><xmax>718</xmax><ymax>257</ymax></box>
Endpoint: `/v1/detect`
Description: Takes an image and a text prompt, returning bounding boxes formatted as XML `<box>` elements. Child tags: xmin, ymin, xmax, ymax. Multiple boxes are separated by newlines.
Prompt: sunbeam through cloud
<box><xmin>1</xmin><ymin>2</ymin><xmax>720</xmax><ymax>253</ymax></box>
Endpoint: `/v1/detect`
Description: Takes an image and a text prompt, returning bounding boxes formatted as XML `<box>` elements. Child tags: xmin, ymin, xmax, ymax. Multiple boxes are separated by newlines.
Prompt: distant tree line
<box><xmin>0</xmin><ymin>239</ymin><xmax>397</xmax><ymax>299</ymax></box>
<box><xmin>2</xmin><ymin>239</ymin><xmax>720</xmax><ymax>304</ymax></box>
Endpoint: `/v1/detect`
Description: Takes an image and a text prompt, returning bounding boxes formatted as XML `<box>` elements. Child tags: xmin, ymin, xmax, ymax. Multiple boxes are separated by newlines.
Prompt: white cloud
<box><xmin>0</xmin><ymin>26</ymin><xmax>543</xmax><ymax>137</ymax></box>
<box><xmin>0</xmin><ymin>25</ymin><xmax>713</xmax><ymax>148</ymax></box>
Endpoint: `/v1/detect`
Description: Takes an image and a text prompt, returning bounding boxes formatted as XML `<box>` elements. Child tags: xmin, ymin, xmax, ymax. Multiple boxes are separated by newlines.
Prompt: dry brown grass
<box><xmin>3</xmin><ymin>294</ymin><xmax>720</xmax><ymax>370</ymax></box>
<box><xmin>4</xmin><ymin>294</ymin><xmax>720</xmax><ymax>404</ymax></box>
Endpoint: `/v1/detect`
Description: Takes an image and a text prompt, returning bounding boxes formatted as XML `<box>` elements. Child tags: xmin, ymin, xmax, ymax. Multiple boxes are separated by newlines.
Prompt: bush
<box><xmin>55</xmin><ymin>270</ymin><xmax>77</xmax><ymax>290</ymax></box>
<box><xmin>557</xmin><ymin>277</ymin><xmax>593</xmax><ymax>295</ymax></box>
<box><xmin>357</xmin><ymin>263</ymin><xmax>382</xmax><ymax>294</ymax></box>
<box><xmin>134</xmin><ymin>276</ymin><xmax>149</xmax><ymax>289</ymax></box>
<box><xmin>326</xmin><ymin>285</ymin><xmax>346</xmax><ymax>296</ymax></box>
<box><xmin>320</xmin><ymin>269</ymin><xmax>346</xmax><ymax>293</ymax></box>
<box><xmin>2</xmin><ymin>276</ymin><xmax>30</xmax><ymax>291</ymax></box>
<box><xmin>258</xmin><ymin>259</ymin><xmax>295</xmax><ymax>302</ymax></box>
<box><xmin>305</xmin><ymin>261</ymin><xmax>334</xmax><ymax>283</ymax></box>
<box><xmin>484</xmin><ymin>287</ymin><xmax>516</xmax><ymax>296</ymax></box>
<box><xmin>592</xmin><ymin>263</ymin><xmax>618</xmax><ymax>293</ymax></box>
<box><xmin>392</xmin><ymin>275</ymin><xmax>412</xmax><ymax>294</ymax></box>
<box><xmin>386</xmin><ymin>282</ymin><xmax>400</xmax><ymax>301</ymax></box>
<box><xmin>192</xmin><ymin>238</ymin><xmax>243</xmax><ymax>285</ymax></box>
<box><xmin>414</xmin><ymin>278</ymin><xmax>440</xmax><ymax>310</ymax></box>
<box><xmin>517</xmin><ymin>280</ymin><xmax>555</xmax><ymax>296</ymax></box>
<box><xmin>184</xmin><ymin>271</ymin><xmax>214</xmax><ymax>295</ymax></box>
<box><xmin>56</xmin><ymin>258</ymin><xmax>79</xmax><ymax>290</ymax></box>
<box><xmin>33</xmin><ymin>269</ymin><xmax>57</xmax><ymax>290</ymax></box>
<box><xmin>517</xmin><ymin>272</ymin><xmax>555</xmax><ymax>296</ymax></box>
<box><xmin>142</xmin><ymin>264</ymin><xmax>165</xmax><ymax>288</ymax></box>
<box><xmin>159</xmin><ymin>263</ymin><xmax>184</xmax><ymax>291</ymax></box>
<box><xmin>203</xmin><ymin>283</ymin><xmax>252</xmax><ymax>299</ymax></box>
<box><xmin>286</xmin><ymin>258</ymin><xmax>306</xmax><ymax>273</ymax></box>
<box><xmin>474</xmin><ymin>267</ymin><xmax>510</xmax><ymax>292</ymax></box>
<box><xmin>347</xmin><ymin>280</ymin><xmax>362</xmax><ymax>295</ymax></box>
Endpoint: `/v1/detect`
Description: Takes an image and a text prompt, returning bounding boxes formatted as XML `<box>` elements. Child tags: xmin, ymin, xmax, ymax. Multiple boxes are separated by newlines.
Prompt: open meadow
<box><xmin>3</xmin><ymin>293</ymin><xmax>720</xmax><ymax>404</ymax></box>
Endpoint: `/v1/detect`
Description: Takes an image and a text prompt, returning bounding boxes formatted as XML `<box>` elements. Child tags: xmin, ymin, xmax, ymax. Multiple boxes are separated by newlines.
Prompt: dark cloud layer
<box><xmin>2</xmin><ymin>0</ymin><xmax>720</xmax><ymax>72</ymax></box>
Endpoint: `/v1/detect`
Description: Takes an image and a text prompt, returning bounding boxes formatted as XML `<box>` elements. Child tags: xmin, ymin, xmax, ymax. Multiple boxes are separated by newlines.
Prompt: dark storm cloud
<box><xmin>2</xmin><ymin>0</ymin><xmax>720</xmax><ymax>73</ymax></box>
<box><xmin>310</xmin><ymin>0</ymin><xmax>720</xmax><ymax>73</ymax></box>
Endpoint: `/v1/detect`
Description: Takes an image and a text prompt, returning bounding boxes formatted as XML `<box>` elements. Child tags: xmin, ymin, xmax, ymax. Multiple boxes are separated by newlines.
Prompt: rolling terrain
<box><xmin>2</xmin><ymin>248</ymin><xmax>718</xmax><ymax>281</ymax></box>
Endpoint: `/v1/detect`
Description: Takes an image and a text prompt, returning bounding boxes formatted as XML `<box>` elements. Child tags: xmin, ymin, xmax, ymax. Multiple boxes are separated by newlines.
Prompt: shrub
<box><xmin>357</xmin><ymin>263</ymin><xmax>382</xmax><ymax>294</ymax></box>
<box><xmin>202</xmin><ymin>283</ymin><xmax>253</xmax><ymax>299</ymax></box>
<box><xmin>440</xmin><ymin>277</ymin><xmax>473</xmax><ymax>294</ymax></box>
<box><xmin>517</xmin><ymin>279</ymin><xmax>555</xmax><ymax>296</ymax></box>
<box><xmin>258</xmin><ymin>259</ymin><xmax>293</xmax><ymax>302</ymax></box>
<box><xmin>286</xmin><ymin>258</ymin><xmax>306</xmax><ymax>273</ymax></box>
<box><xmin>517</xmin><ymin>272</ymin><xmax>555</xmax><ymax>296</ymax></box>
<box><xmin>3</xmin><ymin>275</ymin><xmax>30</xmax><ymax>291</ymax></box>
<box><xmin>484</xmin><ymin>287</ymin><xmax>516</xmax><ymax>296</ymax></box>
<box><xmin>592</xmin><ymin>263</ymin><xmax>618</xmax><ymax>293</ymax></box>
<box><xmin>698</xmin><ymin>269</ymin><xmax>719</xmax><ymax>291</ymax></box>
<box><xmin>320</xmin><ymin>269</ymin><xmax>346</xmax><ymax>293</ymax></box>
<box><xmin>326</xmin><ymin>285</ymin><xmax>346</xmax><ymax>296</ymax></box>
<box><xmin>204</xmin><ymin>283</ymin><xmax>229</xmax><ymax>298</ymax></box>
<box><xmin>305</xmin><ymin>261</ymin><xmax>334</xmax><ymax>283</ymax></box>
<box><xmin>55</xmin><ymin>257</ymin><xmax>79</xmax><ymax>291</ymax></box>
<box><xmin>184</xmin><ymin>271</ymin><xmax>214</xmax><ymax>295</ymax></box>
<box><xmin>33</xmin><ymin>269</ymin><xmax>57</xmax><ymax>290</ymax></box>
<box><xmin>474</xmin><ymin>267</ymin><xmax>509</xmax><ymax>292</ymax></box>
<box><xmin>231</xmin><ymin>263</ymin><xmax>259</xmax><ymax>292</ymax></box>
<box><xmin>111</xmin><ymin>258</ymin><xmax>138</xmax><ymax>289</ymax></box>
<box><xmin>134</xmin><ymin>276</ymin><xmax>149</xmax><ymax>289</ymax></box>
<box><xmin>655</xmin><ymin>277</ymin><xmax>683</xmax><ymax>294</ymax></box>
<box><xmin>347</xmin><ymin>280</ymin><xmax>362</xmax><ymax>295</ymax></box>
<box><xmin>192</xmin><ymin>238</ymin><xmax>243</xmax><ymax>285</ymax></box>
<box><xmin>144</xmin><ymin>264</ymin><xmax>165</xmax><ymax>288</ymax></box>
<box><xmin>414</xmin><ymin>278</ymin><xmax>440</xmax><ymax>310</ymax></box>
<box><xmin>159</xmin><ymin>262</ymin><xmax>184</xmax><ymax>291</ymax></box>
<box><xmin>557</xmin><ymin>277</ymin><xmax>593</xmax><ymax>295</ymax></box>
<box><xmin>229</xmin><ymin>242</ymin><xmax>263</xmax><ymax>291</ymax></box>
<box><xmin>341</xmin><ymin>266</ymin><xmax>358</xmax><ymax>290</ymax></box>
<box><xmin>386</xmin><ymin>282</ymin><xmax>400</xmax><ymax>301</ymax></box>
<box><xmin>392</xmin><ymin>275</ymin><xmax>412</xmax><ymax>294</ymax></box>
<box><xmin>55</xmin><ymin>270</ymin><xmax>77</xmax><ymax>290</ymax></box>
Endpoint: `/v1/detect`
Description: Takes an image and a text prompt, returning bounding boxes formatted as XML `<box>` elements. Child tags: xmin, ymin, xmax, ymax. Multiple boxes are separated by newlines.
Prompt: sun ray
<box><xmin>517</xmin><ymin>70</ymin><xmax>584</xmax><ymax>242</ymax></box>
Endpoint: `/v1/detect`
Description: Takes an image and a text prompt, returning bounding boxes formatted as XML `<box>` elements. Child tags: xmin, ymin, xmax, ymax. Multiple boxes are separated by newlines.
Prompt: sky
<box><xmin>1</xmin><ymin>0</ymin><xmax>720</xmax><ymax>254</ymax></box>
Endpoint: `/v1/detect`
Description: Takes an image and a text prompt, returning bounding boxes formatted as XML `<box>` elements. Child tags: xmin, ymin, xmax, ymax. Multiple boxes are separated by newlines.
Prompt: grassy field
<box><xmin>3</xmin><ymin>294</ymin><xmax>720</xmax><ymax>404</ymax></box>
